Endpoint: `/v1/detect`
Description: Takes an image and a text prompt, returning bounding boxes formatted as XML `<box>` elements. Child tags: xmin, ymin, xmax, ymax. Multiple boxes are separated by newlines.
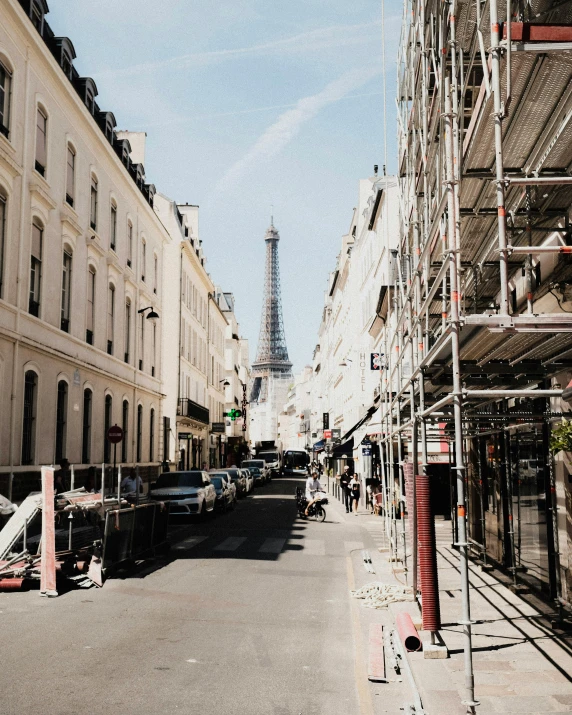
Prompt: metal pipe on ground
<box><xmin>0</xmin><ymin>577</ymin><xmax>25</xmax><ymax>590</ymax></box>
<box><xmin>396</xmin><ymin>612</ymin><xmax>422</xmax><ymax>652</ymax></box>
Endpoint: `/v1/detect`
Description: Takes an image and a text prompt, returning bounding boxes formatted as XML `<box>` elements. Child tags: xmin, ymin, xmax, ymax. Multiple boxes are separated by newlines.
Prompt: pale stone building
<box><xmin>0</xmin><ymin>0</ymin><xmax>168</xmax><ymax>499</ymax></box>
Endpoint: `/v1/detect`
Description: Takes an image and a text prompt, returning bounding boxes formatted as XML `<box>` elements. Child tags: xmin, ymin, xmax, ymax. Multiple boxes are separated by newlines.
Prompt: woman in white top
<box><xmin>349</xmin><ymin>474</ymin><xmax>361</xmax><ymax>514</ymax></box>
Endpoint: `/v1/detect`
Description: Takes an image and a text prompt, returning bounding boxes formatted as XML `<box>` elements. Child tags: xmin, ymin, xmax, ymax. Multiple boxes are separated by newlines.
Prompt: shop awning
<box><xmin>340</xmin><ymin>394</ymin><xmax>381</xmax><ymax>442</ymax></box>
<box><xmin>332</xmin><ymin>438</ymin><xmax>354</xmax><ymax>459</ymax></box>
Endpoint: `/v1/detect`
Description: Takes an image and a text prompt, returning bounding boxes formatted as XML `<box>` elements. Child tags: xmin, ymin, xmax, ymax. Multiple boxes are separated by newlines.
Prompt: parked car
<box><xmin>241</xmin><ymin>459</ymin><xmax>268</xmax><ymax>484</ymax></box>
<box><xmin>216</xmin><ymin>468</ymin><xmax>247</xmax><ymax>498</ymax></box>
<box><xmin>149</xmin><ymin>471</ymin><xmax>216</xmax><ymax>517</ymax></box>
<box><xmin>208</xmin><ymin>474</ymin><xmax>235</xmax><ymax>512</ymax></box>
<box><xmin>240</xmin><ymin>468</ymin><xmax>254</xmax><ymax>494</ymax></box>
<box><xmin>210</xmin><ymin>472</ymin><xmax>237</xmax><ymax>504</ymax></box>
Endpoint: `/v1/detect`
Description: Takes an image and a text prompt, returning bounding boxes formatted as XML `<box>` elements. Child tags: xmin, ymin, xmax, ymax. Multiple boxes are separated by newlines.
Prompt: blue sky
<box><xmin>48</xmin><ymin>0</ymin><xmax>401</xmax><ymax>372</ymax></box>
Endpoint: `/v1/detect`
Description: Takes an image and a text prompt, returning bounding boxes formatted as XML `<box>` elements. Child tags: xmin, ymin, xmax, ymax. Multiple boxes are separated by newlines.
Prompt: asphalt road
<box><xmin>1</xmin><ymin>476</ymin><xmax>372</xmax><ymax>715</ymax></box>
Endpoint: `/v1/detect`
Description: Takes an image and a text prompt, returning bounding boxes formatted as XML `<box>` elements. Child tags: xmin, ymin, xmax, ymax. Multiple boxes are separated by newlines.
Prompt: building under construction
<box><xmin>381</xmin><ymin>0</ymin><xmax>572</xmax><ymax>709</ymax></box>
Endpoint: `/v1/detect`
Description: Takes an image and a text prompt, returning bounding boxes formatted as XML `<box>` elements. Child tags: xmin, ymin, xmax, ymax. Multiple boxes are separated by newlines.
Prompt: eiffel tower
<box><xmin>250</xmin><ymin>218</ymin><xmax>292</xmax><ymax>408</ymax></box>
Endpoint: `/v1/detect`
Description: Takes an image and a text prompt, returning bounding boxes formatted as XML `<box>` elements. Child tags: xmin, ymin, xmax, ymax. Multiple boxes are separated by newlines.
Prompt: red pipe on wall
<box><xmin>396</xmin><ymin>612</ymin><xmax>422</xmax><ymax>651</ymax></box>
<box><xmin>416</xmin><ymin>473</ymin><xmax>441</xmax><ymax>632</ymax></box>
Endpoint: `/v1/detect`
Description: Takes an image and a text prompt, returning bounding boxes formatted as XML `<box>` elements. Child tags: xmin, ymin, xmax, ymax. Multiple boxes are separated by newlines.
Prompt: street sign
<box><xmin>324</xmin><ymin>430</ymin><xmax>332</xmax><ymax>439</ymax></box>
<box><xmin>107</xmin><ymin>425</ymin><xmax>123</xmax><ymax>443</ymax></box>
<box><xmin>371</xmin><ymin>352</ymin><xmax>383</xmax><ymax>370</ymax></box>
<box><xmin>211</xmin><ymin>422</ymin><xmax>225</xmax><ymax>433</ymax></box>
<box><xmin>362</xmin><ymin>447</ymin><xmax>372</xmax><ymax>456</ymax></box>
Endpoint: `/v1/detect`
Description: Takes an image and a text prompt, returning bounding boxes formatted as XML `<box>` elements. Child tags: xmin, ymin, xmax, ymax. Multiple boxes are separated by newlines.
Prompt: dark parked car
<box><xmin>209</xmin><ymin>475</ymin><xmax>235</xmax><ymax>512</ymax></box>
<box><xmin>215</xmin><ymin>468</ymin><xmax>247</xmax><ymax>497</ymax></box>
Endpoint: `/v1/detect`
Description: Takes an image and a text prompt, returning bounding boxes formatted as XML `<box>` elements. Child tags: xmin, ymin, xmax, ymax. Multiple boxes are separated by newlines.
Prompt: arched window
<box><xmin>104</xmin><ymin>394</ymin><xmax>112</xmax><ymax>463</ymax></box>
<box><xmin>125</xmin><ymin>298</ymin><xmax>131</xmax><ymax>364</ymax></box>
<box><xmin>90</xmin><ymin>175</ymin><xmax>98</xmax><ymax>230</ymax></box>
<box><xmin>55</xmin><ymin>380</ymin><xmax>68</xmax><ymax>463</ymax></box>
<box><xmin>110</xmin><ymin>200</ymin><xmax>117</xmax><ymax>251</ymax></box>
<box><xmin>66</xmin><ymin>144</ymin><xmax>75</xmax><ymax>206</ymax></box>
<box><xmin>0</xmin><ymin>61</ymin><xmax>12</xmax><ymax>138</ymax></box>
<box><xmin>127</xmin><ymin>220</ymin><xmax>133</xmax><ymax>267</ymax></box>
<box><xmin>136</xmin><ymin>404</ymin><xmax>143</xmax><ymax>462</ymax></box>
<box><xmin>35</xmin><ymin>106</ymin><xmax>47</xmax><ymax>176</ymax></box>
<box><xmin>0</xmin><ymin>188</ymin><xmax>6</xmax><ymax>298</ymax></box>
<box><xmin>121</xmin><ymin>400</ymin><xmax>129</xmax><ymax>463</ymax></box>
<box><xmin>81</xmin><ymin>388</ymin><xmax>92</xmax><ymax>463</ymax></box>
<box><xmin>22</xmin><ymin>370</ymin><xmax>38</xmax><ymax>465</ymax></box>
<box><xmin>149</xmin><ymin>408</ymin><xmax>155</xmax><ymax>462</ymax></box>
<box><xmin>141</xmin><ymin>238</ymin><xmax>146</xmax><ymax>282</ymax></box>
<box><xmin>86</xmin><ymin>266</ymin><xmax>95</xmax><ymax>344</ymax></box>
<box><xmin>139</xmin><ymin>309</ymin><xmax>145</xmax><ymax>371</ymax></box>
<box><xmin>61</xmin><ymin>248</ymin><xmax>72</xmax><ymax>332</ymax></box>
<box><xmin>107</xmin><ymin>283</ymin><xmax>115</xmax><ymax>355</ymax></box>
<box><xmin>29</xmin><ymin>221</ymin><xmax>42</xmax><ymax>317</ymax></box>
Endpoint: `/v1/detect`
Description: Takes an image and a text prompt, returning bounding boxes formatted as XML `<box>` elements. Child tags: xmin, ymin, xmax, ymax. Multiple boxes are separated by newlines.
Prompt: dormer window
<box><xmin>31</xmin><ymin>1</ymin><xmax>45</xmax><ymax>32</ymax></box>
<box><xmin>62</xmin><ymin>51</ymin><xmax>72</xmax><ymax>79</ymax></box>
<box><xmin>122</xmin><ymin>146</ymin><xmax>129</xmax><ymax>166</ymax></box>
<box><xmin>52</xmin><ymin>38</ymin><xmax>77</xmax><ymax>81</ymax></box>
<box><xmin>105</xmin><ymin>119</ymin><xmax>114</xmax><ymax>141</ymax></box>
<box><xmin>86</xmin><ymin>89</ymin><xmax>93</xmax><ymax>113</ymax></box>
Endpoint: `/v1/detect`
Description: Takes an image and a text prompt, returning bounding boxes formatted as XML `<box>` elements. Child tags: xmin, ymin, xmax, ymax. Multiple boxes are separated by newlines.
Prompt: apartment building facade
<box><xmin>0</xmin><ymin>0</ymin><xmax>167</xmax><ymax>499</ymax></box>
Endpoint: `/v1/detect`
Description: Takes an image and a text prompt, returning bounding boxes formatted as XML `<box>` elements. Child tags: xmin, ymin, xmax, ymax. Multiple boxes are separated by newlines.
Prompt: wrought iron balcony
<box><xmin>178</xmin><ymin>398</ymin><xmax>209</xmax><ymax>425</ymax></box>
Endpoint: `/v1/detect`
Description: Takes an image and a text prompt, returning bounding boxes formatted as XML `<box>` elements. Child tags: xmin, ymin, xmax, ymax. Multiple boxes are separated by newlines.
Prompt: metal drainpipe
<box><xmin>445</xmin><ymin>76</ymin><xmax>477</xmax><ymax>713</ymax></box>
<box><xmin>489</xmin><ymin>0</ymin><xmax>510</xmax><ymax>316</ymax></box>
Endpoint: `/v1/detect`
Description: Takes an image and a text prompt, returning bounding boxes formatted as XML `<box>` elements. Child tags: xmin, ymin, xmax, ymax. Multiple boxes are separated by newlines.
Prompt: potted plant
<box><xmin>549</xmin><ymin>418</ymin><xmax>572</xmax><ymax>453</ymax></box>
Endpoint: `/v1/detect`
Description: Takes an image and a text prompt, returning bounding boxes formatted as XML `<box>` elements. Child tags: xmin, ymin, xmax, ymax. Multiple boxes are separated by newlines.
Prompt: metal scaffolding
<box><xmin>381</xmin><ymin>0</ymin><xmax>572</xmax><ymax>710</ymax></box>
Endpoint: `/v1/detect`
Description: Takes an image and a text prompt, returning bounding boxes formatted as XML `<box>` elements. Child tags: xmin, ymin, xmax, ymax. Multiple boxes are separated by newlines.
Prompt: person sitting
<box><xmin>304</xmin><ymin>471</ymin><xmax>325</xmax><ymax>516</ymax></box>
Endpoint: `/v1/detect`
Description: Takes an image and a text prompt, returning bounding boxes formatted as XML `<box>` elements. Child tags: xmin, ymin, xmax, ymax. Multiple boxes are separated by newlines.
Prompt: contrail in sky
<box><xmin>216</xmin><ymin>66</ymin><xmax>382</xmax><ymax>194</ymax></box>
<box><xmin>92</xmin><ymin>21</ymin><xmax>381</xmax><ymax>79</ymax></box>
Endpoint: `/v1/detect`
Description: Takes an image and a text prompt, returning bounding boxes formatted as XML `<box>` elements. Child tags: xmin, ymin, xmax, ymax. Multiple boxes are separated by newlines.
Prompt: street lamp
<box><xmin>219</xmin><ymin>379</ymin><xmax>230</xmax><ymax>387</ymax></box>
<box><xmin>138</xmin><ymin>306</ymin><xmax>159</xmax><ymax>323</ymax></box>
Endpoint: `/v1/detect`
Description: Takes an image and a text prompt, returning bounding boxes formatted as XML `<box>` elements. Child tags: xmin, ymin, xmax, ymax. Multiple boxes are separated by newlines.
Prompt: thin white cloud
<box><xmin>92</xmin><ymin>21</ymin><xmax>381</xmax><ymax>79</ymax></box>
<box><xmin>144</xmin><ymin>91</ymin><xmax>384</xmax><ymax>129</ymax></box>
<box><xmin>216</xmin><ymin>66</ymin><xmax>382</xmax><ymax>194</ymax></box>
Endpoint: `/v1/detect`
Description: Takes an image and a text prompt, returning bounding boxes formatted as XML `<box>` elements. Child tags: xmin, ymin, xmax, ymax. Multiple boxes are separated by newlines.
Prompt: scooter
<box><xmin>295</xmin><ymin>487</ymin><xmax>328</xmax><ymax>522</ymax></box>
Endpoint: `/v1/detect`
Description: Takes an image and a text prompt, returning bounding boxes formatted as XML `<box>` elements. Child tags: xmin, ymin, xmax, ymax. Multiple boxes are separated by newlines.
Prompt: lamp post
<box><xmin>137</xmin><ymin>306</ymin><xmax>160</xmax><ymax>322</ymax></box>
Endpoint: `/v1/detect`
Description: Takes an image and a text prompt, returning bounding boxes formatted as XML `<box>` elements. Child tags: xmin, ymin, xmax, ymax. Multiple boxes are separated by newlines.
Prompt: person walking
<box><xmin>349</xmin><ymin>473</ymin><xmax>361</xmax><ymax>515</ymax></box>
<box><xmin>339</xmin><ymin>465</ymin><xmax>352</xmax><ymax>513</ymax></box>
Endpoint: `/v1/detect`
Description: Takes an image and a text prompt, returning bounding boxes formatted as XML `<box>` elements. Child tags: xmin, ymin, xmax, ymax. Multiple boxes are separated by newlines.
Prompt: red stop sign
<box><xmin>107</xmin><ymin>425</ymin><xmax>123</xmax><ymax>443</ymax></box>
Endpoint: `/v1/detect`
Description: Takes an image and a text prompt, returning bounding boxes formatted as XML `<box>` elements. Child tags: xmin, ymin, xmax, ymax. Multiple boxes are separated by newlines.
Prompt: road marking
<box><xmin>259</xmin><ymin>538</ymin><xmax>286</xmax><ymax>554</ymax></box>
<box><xmin>346</xmin><ymin>556</ymin><xmax>374</xmax><ymax>715</ymax></box>
<box><xmin>214</xmin><ymin>537</ymin><xmax>247</xmax><ymax>551</ymax></box>
<box><xmin>344</xmin><ymin>540</ymin><xmax>365</xmax><ymax>552</ymax></box>
<box><xmin>301</xmin><ymin>539</ymin><xmax>325</xmax><ymax>556</ymax></box>
<box><xmin>172</xmin><ymin>536</ymin><xmax>208</xmax><ymax>551</ymax></box>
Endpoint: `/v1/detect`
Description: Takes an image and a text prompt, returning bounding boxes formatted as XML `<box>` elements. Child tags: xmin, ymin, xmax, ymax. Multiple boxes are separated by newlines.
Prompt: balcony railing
<box><xmin>178</xmin><ymin>398</ymin><xmax>209</xmax><ymax>425</ymax></box>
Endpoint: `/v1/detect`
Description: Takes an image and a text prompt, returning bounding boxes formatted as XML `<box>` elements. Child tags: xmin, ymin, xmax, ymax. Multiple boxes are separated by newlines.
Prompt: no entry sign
<box><xmin>107</xmin><ymin>425</ymin><xmax>123</xmax><ymax>443</ymax></box>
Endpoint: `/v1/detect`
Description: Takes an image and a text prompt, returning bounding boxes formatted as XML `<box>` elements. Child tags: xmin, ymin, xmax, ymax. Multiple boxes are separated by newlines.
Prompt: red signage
<box><xmin>324</xmin><ymin>430</ymin><xmax>332</xmax><ymax>439</ymax></box>
<box><xmin>107</xmin><ymin>425</ymin><xmax>123</xmax><ymax>443</ymax></box>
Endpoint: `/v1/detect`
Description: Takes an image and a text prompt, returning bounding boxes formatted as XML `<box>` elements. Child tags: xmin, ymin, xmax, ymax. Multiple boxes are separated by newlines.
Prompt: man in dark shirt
<box><xmin>339</xmin><ymin>465</ymin><xmax>352</xmax><ymax>513</ymax></box>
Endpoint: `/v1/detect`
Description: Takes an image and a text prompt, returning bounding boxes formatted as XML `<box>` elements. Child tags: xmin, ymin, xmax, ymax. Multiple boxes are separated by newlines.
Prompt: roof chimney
<box><xmin>374</xmin><ymin>164</ymin><xmax>378</xmax><ymax>175</ymax></box>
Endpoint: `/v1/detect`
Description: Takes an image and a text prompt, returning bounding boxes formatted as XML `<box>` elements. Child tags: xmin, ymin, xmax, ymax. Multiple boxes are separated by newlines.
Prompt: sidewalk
<box><xmin>328</xmin><ymin>485</ymin><xmax>572</xmax><ymax>714</ymax></box>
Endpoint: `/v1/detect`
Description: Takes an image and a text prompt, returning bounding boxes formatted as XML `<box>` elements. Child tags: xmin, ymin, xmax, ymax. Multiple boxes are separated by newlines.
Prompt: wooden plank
<box><xmin>368</xmin><ymin>623</ymin><xmax>387</xmax><ymax>682</ymax></box>
<box><xmin>40</xmin><ymin>467</ymin><xmax>58</xmax><ymax>597</ymax></box>
<box><xmin>503</xmin><ymin>22</ymin><xmax>572</xmax><ymax>42</ymax></box>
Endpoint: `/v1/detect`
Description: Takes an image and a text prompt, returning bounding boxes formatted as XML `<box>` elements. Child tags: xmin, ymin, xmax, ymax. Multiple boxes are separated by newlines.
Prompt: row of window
<box><xmin>181</xmin><ymin>271</ymin><xmax>207</xmax><ymax>328</ymax></box>
<box><xmin>22</xmin><ymin>371</ymin><xmax>156</xmax><ymax>466</ymax></box>
<box><xmin>28</xmin><ymin>221</ymin><xmax>156</xmax><ymax>371</ymax></box>
<box><xmin>0</xmin><ymin>60</ymin><xmax>159</xmax><ymax>287</ymax></box>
